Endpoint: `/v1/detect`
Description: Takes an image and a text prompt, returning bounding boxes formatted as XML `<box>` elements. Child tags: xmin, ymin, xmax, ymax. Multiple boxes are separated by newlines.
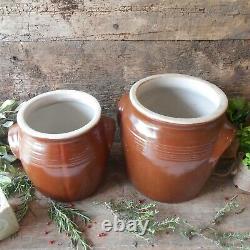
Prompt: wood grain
<box><xmin>0</xmin><ymin>40</ymin><xmax>249</xmax><ymax>117</ymax></box>
<box><xmin>0</xmin><ymin>0</ymin><xmax>249</xmax><ymax>41</ymax></box>
<box><xmin>0</xmin><ymin>1</ymin><xmax>249</xmax><ymax>249</ymax></box>
<box><xmin>0</xmin><ymin>144</ymin><xmax>250</xmax><ymax>250</ymax></box>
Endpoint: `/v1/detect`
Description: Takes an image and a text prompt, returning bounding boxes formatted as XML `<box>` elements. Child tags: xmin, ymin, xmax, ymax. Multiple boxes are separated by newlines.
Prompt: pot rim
<box><xmin>17</xmin><ymin>90</ymin><xmax>101</xmax><ymax>140</ymax></box>
<box><xmin>130</xmin><ymin>73</ymin><xmax>228</xmax><ymax>125</ymax></box>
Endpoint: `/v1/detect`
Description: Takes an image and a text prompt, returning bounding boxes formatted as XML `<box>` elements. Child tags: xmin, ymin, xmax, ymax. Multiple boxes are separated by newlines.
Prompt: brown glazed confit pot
<box><xmin>118</xmin><ymin>74</ymin><xmax>235</xmax><ymax>203</ymax></box>
<box><xmin>8</xmin><ymin>90</ymin><xmax>115</xmax><ymax>201</ymax></box>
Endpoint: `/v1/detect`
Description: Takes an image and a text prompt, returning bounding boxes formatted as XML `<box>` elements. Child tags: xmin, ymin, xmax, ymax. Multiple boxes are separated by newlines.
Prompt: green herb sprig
<box><xmin>243</xmin><ymin>153</ymin><xmax>250</xmax><ymax>169</ymax></box>
<box><xmin>0</xmin><ymin>100</ymin><xmax>20</xmax><ymax>174</ymax></box>
<box><xmin>15</xmin><ymin>177</ymin><xmax>35</xmax><ymax>222</ymax></box>
<box><xmin>103</xmin><ymin>198</ymin><xmax>250</xmax><ymax>249</ymax></box>
<box><xmin>238</xmin><ymin>126</ymin><xmax>250</xmax><ymax>154</ymax></box>
<box><xmin>0</xmin><ymin>171</ymin><xmax>36</xmax><ymax>222</ymax></box>
<box><xmin>103</xmin><ymin>200</ymin><xmax>193</xmax><ymax>241</ymax></box>
<box><xmin>227</xmin><ymin>97</ymin><xmax>250</xmax><ymax>169</ymax></box>
<box><xmin>103</xmin><ymin>199</ymin><xmax>199</xmax><ymax>242</ymax></box>
<box><xmin>212</xmin><ymin>195</ymin><xmax>240</xmax><ymax>225</ymax></box>
<box><xmin>48</xmin><ymin>201</ymin><xmax>91</xmax><ymax>250</ymax></box>
<box><xmin>227</xmin><ymin>97</ymin><xmax>250</xmax><ymax>128</ymax></box>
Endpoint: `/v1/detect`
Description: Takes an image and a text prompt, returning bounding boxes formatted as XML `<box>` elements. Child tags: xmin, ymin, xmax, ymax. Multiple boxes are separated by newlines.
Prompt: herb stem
<box><xmin>48</xmin><ymin>200</ymin><xmax>91</xmax><ymax>250</ymax></box>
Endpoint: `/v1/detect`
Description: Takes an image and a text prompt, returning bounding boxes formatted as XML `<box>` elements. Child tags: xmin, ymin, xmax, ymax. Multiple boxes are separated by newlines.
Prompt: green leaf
<box><xmin>0</xmin><ymin>174</ymin><xmax>11</xmax><ymax>185</ymax></box>
<box><xmin>0</xmin><ymin>146</ymin><xmax>7</xmax><ymax>155</ymax></box>
<box><xmin>0</xmin><ymin>113</ymin><xmax>6</xmax><ymax>119</ymax></box>
<box><xmin>227</xmin><ymin>97</ymin><xmax>250</xmax><ymax>128</ymax></box>
<box><xmin>2</xmin><ymin>121</ymin><xmax>14</xmax><ymax>128</ymax></box>
<box><xmin>0</xmin><ymin>100</ymin><xmax>17</xmax><ymax>112</ymax></box>
<box><xmin>238</xmin><ymin>126</ymin><xmax>250</xmax><ymax>153</ymax></box>
<box><xmin>242</xmin><ymin>153</ymin><xmax>250</xmax><ymax>169</ymax></box>
<box><xmin>2</xmin><ymin>154</ymin><xmax>17</xmax><ymax>163</ymax></box>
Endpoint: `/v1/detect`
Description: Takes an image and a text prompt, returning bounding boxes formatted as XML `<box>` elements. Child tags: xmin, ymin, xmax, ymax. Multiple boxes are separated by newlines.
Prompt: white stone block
<box><xmin>0</xmin><ymin>187</ymin><xmax>19</xmax><ymax>240</ymax></box>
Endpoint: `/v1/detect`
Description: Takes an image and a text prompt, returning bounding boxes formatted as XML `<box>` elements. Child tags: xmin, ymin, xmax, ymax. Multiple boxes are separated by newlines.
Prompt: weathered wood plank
<box><xmin>0</xmin><ymin>144</ymin><xmax>250</xmax><ymax>250</ymax></box>
<box><xmin>0</xmin><ymin>0</ymin><xmax>249</xmax><ymax>41</ymax></box>
<box><xmin>0</xmin><ymin>40</ymin><xmax>249</xmax><ymax>117</ymax></box>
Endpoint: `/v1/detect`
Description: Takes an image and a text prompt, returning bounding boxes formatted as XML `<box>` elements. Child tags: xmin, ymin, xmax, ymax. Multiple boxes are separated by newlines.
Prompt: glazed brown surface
<box><xmin>118</xmin><ymin>94</ymin><xmax>235</xmax><ymax>203</ymax></box>
<box><xmin>8</xmin><ymin>116</ymin><xmax>115</xmax><ymax>202</ymax></box>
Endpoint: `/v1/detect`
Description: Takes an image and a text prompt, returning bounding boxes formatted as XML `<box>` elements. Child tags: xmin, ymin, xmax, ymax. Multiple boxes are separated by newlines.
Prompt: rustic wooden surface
<box><xmin>0</xmin><ymin>40</ymin><xmax>250</xmax><ymax>118</ymax></box>
<box><xmin>0</xmin><ymin>0</ymin><xmax>250</xmax><ymax>41</ymax></box>
<box><xmin>0</xmin><ymin>0</ymin><xmax>250</xmax><ymax>249</ymax></box>
<box><xmin>1</xmin><ymin>144</ymin><xmax>250</xmax><ymax>250</ymax></box>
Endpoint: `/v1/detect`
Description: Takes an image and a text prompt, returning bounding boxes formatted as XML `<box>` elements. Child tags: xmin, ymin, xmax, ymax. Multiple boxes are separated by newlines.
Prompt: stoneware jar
<box><xmin>118</xmin><ymin>74</ymin><xmax>235</xmax><ymax>203</ymax></box>
<box><xmin>8</xmin><ymin>90</ymin><xmax>115</xmax><ymax>201</ymax></box>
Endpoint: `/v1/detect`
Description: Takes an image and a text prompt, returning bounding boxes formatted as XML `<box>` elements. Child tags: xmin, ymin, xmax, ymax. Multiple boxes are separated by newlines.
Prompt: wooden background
<box><xmin>1</xmin><ymin>1</ymin><xmax>250</xmax><ymax>250</ymax></box>
<box><xmin>0</xmin><ymin>0</ymin><xmax>249</xmax><ymax>120</ymax></box>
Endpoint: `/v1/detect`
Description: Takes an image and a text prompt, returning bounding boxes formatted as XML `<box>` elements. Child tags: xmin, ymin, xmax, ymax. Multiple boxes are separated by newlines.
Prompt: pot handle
<box><xmin>210</xmin><ymin>118</ymin><xmax>236</xmax><ymax>165</ymax></box>
<box><xmin>8</xmin><ymin>123</ymin><xmax>20</xmax><ymax>159</ymax></box>
<box><xmin>101</xmin><ymin>116</ymin><xmax>116</xmax><ymax>150</ymax></box>
<box><xmin>117</xmin><ymin>93</ymin><xmax>129</xmax><ymax>125</ymax></box>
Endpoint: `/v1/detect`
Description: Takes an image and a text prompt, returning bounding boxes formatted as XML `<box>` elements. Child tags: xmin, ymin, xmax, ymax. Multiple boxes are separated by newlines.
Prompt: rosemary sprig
<box><xmin>15</xmin><ymin>183</ymin><xmax>35</xmax><ymax>222</ymax></box>
<box><xmin>1</xmin><ymin>172</ymin><xmax>31</xmax><ymax>197</ymax></box>
<box><xmin>48</xmin><ymin>200</ymin><xmax>91</xmax><ymax>250</ymax></box>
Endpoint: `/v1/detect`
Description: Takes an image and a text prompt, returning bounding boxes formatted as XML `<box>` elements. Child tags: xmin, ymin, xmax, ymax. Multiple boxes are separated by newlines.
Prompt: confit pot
<box><xmin>118</xmin><ymin>74</ymin><xmax>235</xmax><ymax>203</ymax></box>
<box><xmin>8</xmin><ymin>90</ymin><xmax>115</xmax><ymax>201</ymax></box>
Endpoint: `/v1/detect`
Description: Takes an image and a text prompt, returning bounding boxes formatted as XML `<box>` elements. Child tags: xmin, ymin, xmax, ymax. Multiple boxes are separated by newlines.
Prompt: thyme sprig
<box><xmin>212</xmin><ymin>195</ymin><xmax>240</xmax><ymax>225</ymax></box>
<box><xmin>103</xmin><ymin>198</ymin><xmax>250</xmax><ymax>249</ymax></box>
<box><xmin>48</xmin><ymin>200</ymin><xmax>91</xmax><ymax>250</ymax></box>
<box><xmin>103</xmin><ymin>200</ymin><xmax>195</xmax><ymax>241</ymax></box>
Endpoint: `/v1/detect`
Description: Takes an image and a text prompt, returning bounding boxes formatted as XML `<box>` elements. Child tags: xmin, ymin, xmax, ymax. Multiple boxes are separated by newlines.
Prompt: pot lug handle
<box><xmin>8</xmin><ymin>123</ymin><xmax>20</xmax><ymax>159</ymax></box>
<box><xmin>210</xmin><ymin>118</ymin><xmax>236</xmax><ymax>166</ymax></box>
<box><xmin>118</xmin><ymin>93</ymin><xmax>129</xmax><ymax>112</ymax></box>
<box><xmin>101</xmin><ymin>116</ymin><xmax>116</xmax><ymax>150</ymax></box>
<box><xmin>117</xmin><ymin>93</ymin><xmax>129</xmax><ymax>125</ymax></box>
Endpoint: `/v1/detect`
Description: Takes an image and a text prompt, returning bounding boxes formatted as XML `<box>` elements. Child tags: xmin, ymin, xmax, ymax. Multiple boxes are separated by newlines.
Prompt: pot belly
<box><xmin>22</xmin><ymin>155</ymin><xmax>107</xmax><ymax>202</ymax></box>
<box><xmin>122</xmin><ymin>130</ymin><xmax>214</xmax><ymax>203</ymax></box>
